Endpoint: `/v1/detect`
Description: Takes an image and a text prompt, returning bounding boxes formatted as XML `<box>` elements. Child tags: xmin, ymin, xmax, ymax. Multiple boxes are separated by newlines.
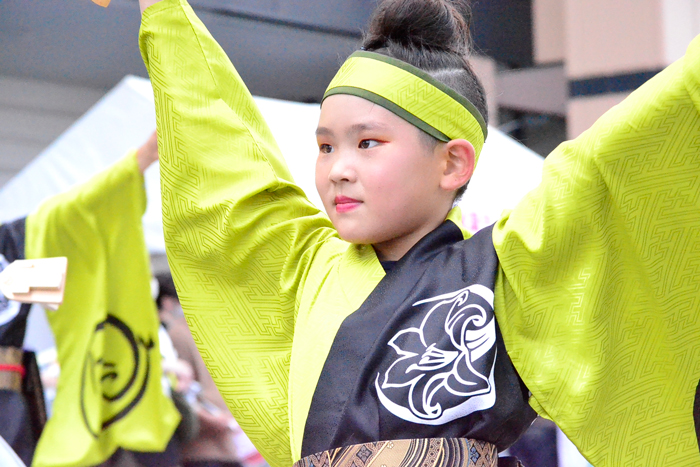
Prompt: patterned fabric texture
<box><xmin>493</xmin><ymin>34</ymin><xmax>700</xmax><ymax>466</ymax></box>
<box><xmin>294</xmin><ymin>439</ymin><xmax>498</xmax><ymax>467</ymax></box>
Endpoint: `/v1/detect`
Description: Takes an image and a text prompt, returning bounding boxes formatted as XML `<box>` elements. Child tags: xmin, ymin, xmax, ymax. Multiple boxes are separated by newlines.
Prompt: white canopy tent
<box><xmin>0</xmin><ymin>75</ymin><xmax>545</xmax><ymax>251</ymax></box>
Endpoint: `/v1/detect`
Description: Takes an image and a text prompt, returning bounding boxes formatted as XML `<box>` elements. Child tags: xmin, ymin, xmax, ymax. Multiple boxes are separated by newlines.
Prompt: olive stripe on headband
<box><xmin>323</xmin><ymin>50</ymin><xmax>488</xmax><ymax>163</ymax></box>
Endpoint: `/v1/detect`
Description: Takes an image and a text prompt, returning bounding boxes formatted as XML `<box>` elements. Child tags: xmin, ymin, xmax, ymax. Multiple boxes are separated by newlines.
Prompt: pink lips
<box><xmin>334</xmin><ymin>195</ymin><xmax>361</xmax><ymax>213</ymax></box>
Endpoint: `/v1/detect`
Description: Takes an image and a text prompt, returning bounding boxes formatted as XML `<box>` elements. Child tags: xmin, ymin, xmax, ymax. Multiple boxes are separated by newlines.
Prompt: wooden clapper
<box><xmin>0</xmin><ymin>258</ymin><xmax>67</xmax><ymax>311</ymax></box>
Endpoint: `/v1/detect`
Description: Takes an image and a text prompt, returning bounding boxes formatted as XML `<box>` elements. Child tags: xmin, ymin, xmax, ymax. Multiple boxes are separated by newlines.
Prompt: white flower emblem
<box><xmin>375</xmin><ymin>284</ymin><xmax>497</xmax><ymax>425</ymax></box>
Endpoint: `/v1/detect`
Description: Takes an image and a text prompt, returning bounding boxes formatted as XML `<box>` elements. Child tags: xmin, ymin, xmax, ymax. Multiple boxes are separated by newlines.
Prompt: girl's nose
<box><xmin>328</xmin><ymin>153</ymin><xmax>356</xmax><ymax>184</ymax></box>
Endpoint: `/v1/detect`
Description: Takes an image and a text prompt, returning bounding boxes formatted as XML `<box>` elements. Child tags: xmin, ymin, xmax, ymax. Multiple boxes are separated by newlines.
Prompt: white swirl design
<box><xmin>376</xmin><ymin>284</ymin><xmax>497</xmax><ymax>425</ymax></box>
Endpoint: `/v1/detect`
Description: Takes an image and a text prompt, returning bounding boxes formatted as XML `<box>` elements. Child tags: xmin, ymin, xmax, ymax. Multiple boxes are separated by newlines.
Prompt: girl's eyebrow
<box><xmin>350</xmin><ymin>122</ymin><xmax>389</xmax><ymax>134</ymax></box>
<box><xmin>316</xmin><ymin>122</ymin><xmax>389</xmax><ymax>137</ymax></box>
<box><xmin>315</xmin><ymin>126</ymin><xmax>333</xmax><ymax>137</ymax></box>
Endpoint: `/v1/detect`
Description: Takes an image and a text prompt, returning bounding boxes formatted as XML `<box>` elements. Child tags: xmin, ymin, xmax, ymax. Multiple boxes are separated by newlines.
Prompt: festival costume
<box><xmin>0</xmin><ymin>153</ymin><xmax>180</xmax><ymax>467</ymax></box>
<box><xmin>140</xmin><ymin>1</ymin><xmax>700</xmax><ymax>466</ymax></box>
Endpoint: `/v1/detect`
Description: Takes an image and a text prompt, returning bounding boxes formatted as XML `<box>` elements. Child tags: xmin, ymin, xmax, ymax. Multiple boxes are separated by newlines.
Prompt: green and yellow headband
<box><xmin>323</xmin><ymin>50</ymin><xmax>488</xmax><ymax>164</ymax></box>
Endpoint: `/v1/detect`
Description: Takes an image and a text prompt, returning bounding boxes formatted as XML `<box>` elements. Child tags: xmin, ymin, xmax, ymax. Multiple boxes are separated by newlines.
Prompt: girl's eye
<box><xmin>359</xmin><ymin>139</ymin><xmax>379</xmax><ymax>149</ymax></box>
<box><xmin>319</xmin><ymin>144</ymin><xmax>333</xmax><ymax>154</ymax></box>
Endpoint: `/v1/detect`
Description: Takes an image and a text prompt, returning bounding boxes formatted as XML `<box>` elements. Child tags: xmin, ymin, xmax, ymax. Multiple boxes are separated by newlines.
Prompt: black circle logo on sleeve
<box><xmin>80</xmin><ymin>314</ymin><xmax>155</xmax><ymax>438</ymax></box>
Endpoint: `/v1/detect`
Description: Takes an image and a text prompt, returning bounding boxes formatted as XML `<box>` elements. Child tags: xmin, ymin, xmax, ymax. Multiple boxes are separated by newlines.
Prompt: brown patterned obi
<box><xmin>0</xmin><ymin>346</ymin><xmax>24</xmax><ymax>391</ymax></box>
<box><xmin>294</xmin><ymin>438</ymin><xmax>498</xmax><ymax>467</ymax></box>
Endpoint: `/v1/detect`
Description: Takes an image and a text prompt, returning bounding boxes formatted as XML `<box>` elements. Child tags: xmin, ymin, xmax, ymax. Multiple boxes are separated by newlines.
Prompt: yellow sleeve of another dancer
<box><xmin>493</xmin><ymin>35</ymin><xmax>700</xmax><ymax>466</ymax></box>
<box><xmin>139</xmin><ymin>2</ymin><xmax>339</xmax><ymax>466</ymax></box>
<box><xmin>26</xmin><ymin>153</ymin><xmax>180</xmax><ymax>467</ymax></box>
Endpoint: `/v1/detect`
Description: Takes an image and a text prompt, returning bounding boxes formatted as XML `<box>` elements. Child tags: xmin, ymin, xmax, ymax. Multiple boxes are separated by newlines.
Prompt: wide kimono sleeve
<box><xmin>139</xmin><ymin>2</ymin><xmax>338</xmax><ymax>466</ymax></box>
<box><xmin>493</xmin><ymin>36</ymin><xmax>700</xmax><ymax>465</ymax></box>
<box><xmin>26</xmin><ymin>153</ymin><xmax>180</xmax><ymax>467</ymax></box>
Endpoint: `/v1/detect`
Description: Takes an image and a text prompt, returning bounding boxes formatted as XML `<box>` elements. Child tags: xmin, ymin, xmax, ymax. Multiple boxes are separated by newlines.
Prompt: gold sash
<box><xmin>294</xmin><ymin>438</ymin><xmax>498</xmax><ymax>467</ymax></box>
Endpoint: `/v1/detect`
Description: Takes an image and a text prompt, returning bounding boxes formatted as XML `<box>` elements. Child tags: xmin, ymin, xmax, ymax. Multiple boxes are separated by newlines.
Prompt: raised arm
<box><xmin>493</xmin><ymin>36</ymin><xmax>700</xmax><ymax>466</ymax></box>
<box><xmin>138</xmin><ymin>2</ymin><xmax>337</xmax><ymax>466</ymax></box>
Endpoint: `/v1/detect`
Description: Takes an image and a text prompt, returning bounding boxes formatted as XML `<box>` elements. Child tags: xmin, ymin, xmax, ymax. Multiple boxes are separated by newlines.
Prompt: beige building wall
<box><xmin>533</xmin><ymin>0</ymin><xmax>566</xmax><ymax>64</ymax></box>
<box><xmin>471</xmin><ymin>55</ymin><xmax>499</xmax><ymax>126</ymax></box>
<box><xmin>567</xmin><ymin>93</ymin><xmax>630</xmax><ymax>138</ymax></box>
<box><xmin>488</xmin><ymin>0</ymin><xmax>698</xmax><ymax>138</ymax></box>
<box><xmin>562</xmin><ymin>0</ymin><xmax>699</xmax><ymax>137</ymax></box>
<box><xmin>565</xmin><ymin>0</ymin><xmax>666</xmax><ymax>79</ymax></box>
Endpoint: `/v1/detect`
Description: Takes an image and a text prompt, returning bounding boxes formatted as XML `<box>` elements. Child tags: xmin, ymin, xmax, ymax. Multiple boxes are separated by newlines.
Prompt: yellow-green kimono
<box><xmin>139</xmin><ymin>1</ymin><xmax>700</xmax><ymax>466</ymax></box>
<box><xmin>27</xmin><ymin>154</ymin><xmax>179</xmax><ymax>467</ymax></box>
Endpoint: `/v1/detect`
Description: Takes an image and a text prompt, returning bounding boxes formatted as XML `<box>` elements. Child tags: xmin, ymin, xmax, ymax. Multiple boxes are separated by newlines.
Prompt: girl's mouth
<box><xmin>335</xmin><ymin>195</ymin><xmax>362</xmax><ymax>213</ymax></box>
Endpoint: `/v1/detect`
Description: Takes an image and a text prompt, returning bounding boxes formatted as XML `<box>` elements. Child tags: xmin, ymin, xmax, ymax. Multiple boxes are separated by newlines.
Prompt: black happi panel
<box><xmin>0</xmin><ymin>217</ymin><xmax>33</xmax><ymax>347</ymax></box>
<box><xmin>302</xmin><ymin>222</ymin><xmax>535</xmax><ymax>456</ymax></box>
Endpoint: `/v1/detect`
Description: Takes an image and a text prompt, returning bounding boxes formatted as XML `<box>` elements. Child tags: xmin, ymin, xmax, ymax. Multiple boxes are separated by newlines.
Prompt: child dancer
<box><xmin>137</xmin><ymin>0</ymin><xmax>700</xmax><ymax>465</ymax></box>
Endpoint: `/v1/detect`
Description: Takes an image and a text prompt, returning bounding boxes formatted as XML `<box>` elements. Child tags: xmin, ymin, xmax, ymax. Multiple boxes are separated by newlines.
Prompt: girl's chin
<box><xmin>333</xmin><ymin>228</ymin><xmax>377</xmax><ymax>246</ymax></box>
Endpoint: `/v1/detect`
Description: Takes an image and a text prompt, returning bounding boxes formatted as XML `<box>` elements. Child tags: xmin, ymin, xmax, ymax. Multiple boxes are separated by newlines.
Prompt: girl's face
<box><xmin>315</xmin><ymin>94</ymin><xmax>456</xmax><ymax>261</ymax></box>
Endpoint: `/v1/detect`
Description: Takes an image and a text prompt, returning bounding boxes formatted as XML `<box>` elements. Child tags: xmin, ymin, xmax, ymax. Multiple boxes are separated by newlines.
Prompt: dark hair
<box><xmin>362</xmin><ymin>0</ymin><xmax>488</xmax><ymax>199</ymax></box>
<box><xmin>155</xmin><ymin>272</ymin><xmax>178</xmax><ymax>309</ymax></box>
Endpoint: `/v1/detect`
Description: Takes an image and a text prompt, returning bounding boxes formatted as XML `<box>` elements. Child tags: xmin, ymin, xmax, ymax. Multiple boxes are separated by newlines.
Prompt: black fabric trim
<box><xmin>22</xmin><ymin>351</ymin><xmax>47</xmax><ymax>440</ymax></box>
<box><xmin>569</xmin><ymin>70</ymin><xmax>662</xmax><ymax>97</ymax></box>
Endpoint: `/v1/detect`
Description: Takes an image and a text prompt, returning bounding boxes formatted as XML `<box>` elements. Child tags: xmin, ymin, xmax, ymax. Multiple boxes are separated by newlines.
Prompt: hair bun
<box><xmin>363</xmin><ymin>0</ymin><xmax>472</xmax><ymax>56</ymax></box>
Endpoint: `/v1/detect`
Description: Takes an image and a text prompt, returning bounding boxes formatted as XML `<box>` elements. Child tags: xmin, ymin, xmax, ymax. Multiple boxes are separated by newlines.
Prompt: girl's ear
<box><xmin>439</xmin><ymin>139</ymin><xmax>476</xmax><ymax>192</ymax></box>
